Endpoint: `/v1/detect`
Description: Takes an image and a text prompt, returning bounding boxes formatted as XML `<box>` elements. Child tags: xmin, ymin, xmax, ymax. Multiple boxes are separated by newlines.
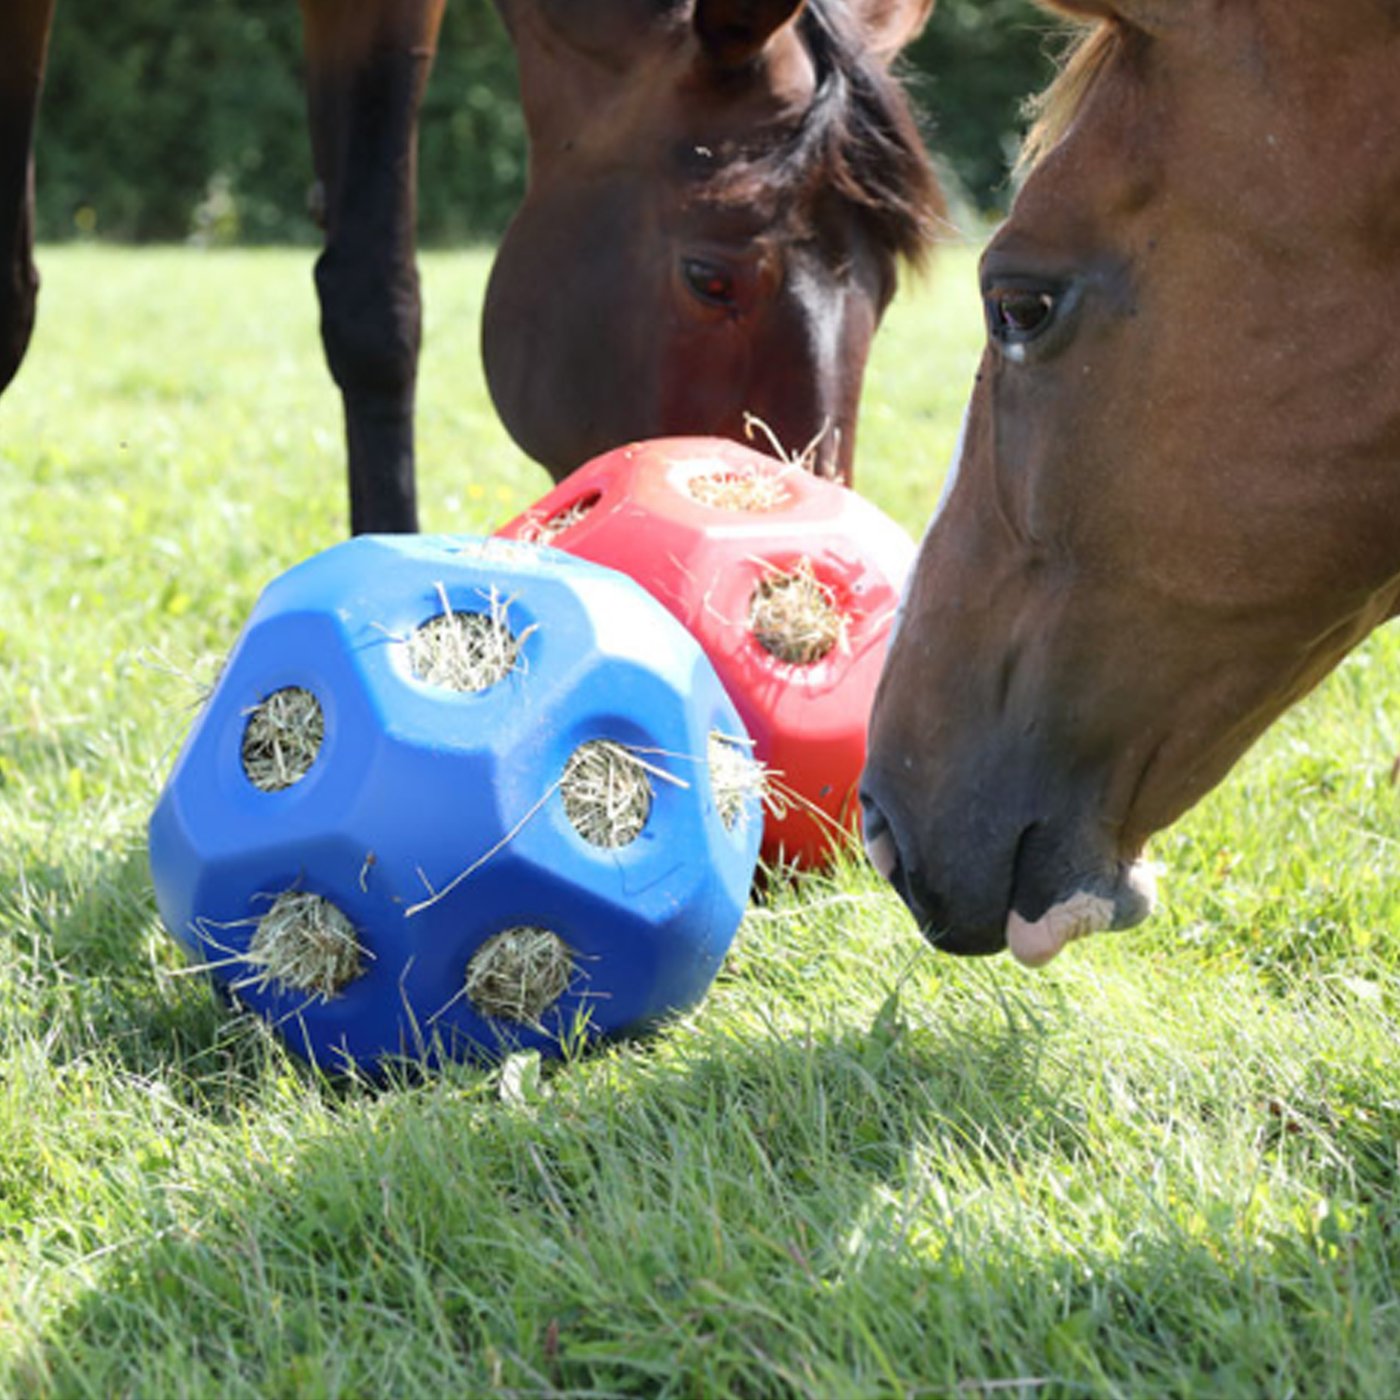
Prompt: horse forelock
<box><xmin>705</xmin><ymin>0</ymin><xmax>945</xmax><ymax>277</ymax></box>
<box><xmin>1016</xmin><ymin>18</ymin><xmax>1125</xmax><ymax>180</ymax></box>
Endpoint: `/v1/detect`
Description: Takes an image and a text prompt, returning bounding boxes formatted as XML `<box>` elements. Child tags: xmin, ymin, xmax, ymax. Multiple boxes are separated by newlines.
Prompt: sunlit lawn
<box><xmin>0</xmin><ymin>242</ymin><xmax>1397</xmax><ymax>1397</ymax></box>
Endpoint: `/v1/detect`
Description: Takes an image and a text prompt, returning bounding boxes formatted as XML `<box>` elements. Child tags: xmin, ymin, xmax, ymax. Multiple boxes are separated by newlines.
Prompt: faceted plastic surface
<box><xmin>148</xmin><ymin>535</ymin><xmax>761</xmax><ymax>1072</ymax></box>
<box><xmin>496</xmin><ymin>438</ymin><xmax>916</xmax><ymax>866</ymax></box>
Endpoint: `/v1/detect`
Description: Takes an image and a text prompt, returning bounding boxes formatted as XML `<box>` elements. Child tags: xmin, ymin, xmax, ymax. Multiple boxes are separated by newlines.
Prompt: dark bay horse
<box><xmin>1</xmin><ymin>0</ymin><xmax>942</xmax><ymax>533</ymax></box>
<box><xmin>862</xmin><ymin>0</ymin><xmax>1400</xmax><ymax>966</ymax></box>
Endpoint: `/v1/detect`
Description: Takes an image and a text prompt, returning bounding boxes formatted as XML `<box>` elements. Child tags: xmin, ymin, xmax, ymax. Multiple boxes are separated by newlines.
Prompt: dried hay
<box><xmin>687</xmin><ymin>464</ymin><xmax>792</xmax><ymax>512</ymax></box>
<box><xmin>405</xmin><ymin>741</ymin><xmax>682</xmax><ymax>923</ymax></box>
<box><xmin>466</xmin><ymin>925</ymin><xmax>573</xmax><ymax>1025</ymax></box>
<box><xmin>708</xmin><ymin>731</ymin><xmax>766</xmax><ymax>832</ymax></box>
<box><xmin>520</xmin><ymin>492</ymin><xmax>601</xmax><ymax>546</ymax></box>
<box><xmin>138</xmin><ymin>645</ymin><xmax>226</xmax><ymax>712</ymax></box>
<box><xmin>241</xmin><ymin>890</ymin><xmax>363</xmax><ymax>1000</ymax></box>
<box><xmin>749</xmin><ymin>559</ymin><xmax>847</xmax><ymax>665</ymax></box>
<box><xmin>241</xmin><ymin>687</ymin><xmax>324</xmax><ymax>791</ymax></box>
<box><xmin>561</xmin><ymin>739</ymin><xmax>654</xmax><ymax>847</ymax></box>
<box><xmin>743</xmin><ymin>410</ymin><xmax>837</xmax><ymax>478</ymax></box>
<box><xmin>408</xmin><ymin>584</ymin><xmax>526</xmax><ymax>692</ymax></box>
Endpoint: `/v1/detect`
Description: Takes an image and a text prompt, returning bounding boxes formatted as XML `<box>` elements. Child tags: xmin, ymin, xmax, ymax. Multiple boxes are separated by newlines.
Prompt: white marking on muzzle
<box><xmin>1005</xmin><ymin>892</ymin><xmax>1114</xmax><ymax>968</ymax></box>
<box><xmin>1005</xmin><ymin>863</ymin><xmax>1159</xmax><ymax>968</ymax></box>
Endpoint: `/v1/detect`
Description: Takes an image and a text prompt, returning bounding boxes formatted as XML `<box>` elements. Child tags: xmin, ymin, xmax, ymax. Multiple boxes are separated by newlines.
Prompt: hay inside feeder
<box><xmin>748</xmin><ymin>559</ymin><xmax>847</xmax><ymax>665</ymax></box>
<box><xmin>242</xmin><ymin>890</ymin><xmax>363</xmax><ymax>1000</ymax></box>
<box><xmin>708</xmin><ymin>731</ymin><xmax>766</xmax><ymax>832</ymax></box>
<box><xmin>241</xmin><ymin>687</ymin><xmax>324</xmax><ymax>791</ymax></box>
<box><xmin>408</xmin><ymin>585</ymin><xmax>527</xmax><ymax>692</ymax></box>
<box><xmin>561</xmin><ymin>739</ymin><xmax>654</xmax><ymax>847</ymax></box>
<box><xmin>686</xmin><ymin>464</ymin><xmax>792</xmax><ymax>512</ymax></box>
<box><xmin>521</xmin><ymin>491</ymin><xmax>601</xmax><ymax>546</ymax></box>
<box><xmin>466</xmin><ymin>925</ymin><xmax>574</xmax><ymax>1025</ymax></box>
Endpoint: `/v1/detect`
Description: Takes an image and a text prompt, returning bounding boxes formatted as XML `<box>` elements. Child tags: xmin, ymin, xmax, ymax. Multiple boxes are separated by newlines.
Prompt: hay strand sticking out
<box><xmin>561</xmin><ymin>740</ymin><xmax>654</xmax><ymax>847</ymax></box>
<box><xmin>241</xmin><ymin>687</ymin><xmax>325</xmax><ymax>791</ymax></box>
<box><xmin>687</xmin><ymin>465</ymin><xmax>792</xmax><ymax>512</ymax></box>
<box><xmin>520</xmin><ymin>492</ymin><xmax>601</xmax><ymax>546</ymax></box>
<box><xmin>243</xmin><ymin>890</ymin><xmax>363</xmax><ymax>1000</ymax></box>
<box><xmin>466</xmin><ymin>925</ymin><xmax>573</xmax><ymax>1025</ymax></box>
<box><xmin>708</xmin><ymin>731</ymin><xmax>766</xmax><ymax>832</ymax></box>
<box><xmin>743</xmin><ymin>410</ymin><xmax>836</xmax><ymax>477</ymax></box>
<box><xmin>408</xmin><ymin>585</ymin><xmax>525</xmax><ymax>693</ymax></box>
<box><xmin>749</xmin><ymin>559</ymin><xmax>847</xmax><ymax>665</ymax></box>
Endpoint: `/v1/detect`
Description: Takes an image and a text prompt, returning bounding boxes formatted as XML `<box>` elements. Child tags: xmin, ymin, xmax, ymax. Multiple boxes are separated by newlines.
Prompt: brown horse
<box><xmin>0</xmin><ymin>0</ymin><xmax>941</xmax><ymax>533</ymax></box>
<box><xmin>861</xmin><ymin>0</ymin><xmax>1400</xmax><ymax>966</ymax></box>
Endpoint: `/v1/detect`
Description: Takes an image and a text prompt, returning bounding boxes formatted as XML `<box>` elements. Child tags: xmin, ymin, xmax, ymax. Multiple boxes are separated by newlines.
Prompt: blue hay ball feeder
<box><xmin>148</xmin><ymin>534</ymin><xmax>762</xmax><ymax>1073</ymax></box>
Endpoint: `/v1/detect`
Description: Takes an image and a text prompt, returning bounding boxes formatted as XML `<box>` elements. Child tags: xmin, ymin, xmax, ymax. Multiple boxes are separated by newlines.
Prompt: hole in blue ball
<box><xmin>240</xmin><ymin>687</ymin><xmax>324</xmax><ymax>791</ymax></box>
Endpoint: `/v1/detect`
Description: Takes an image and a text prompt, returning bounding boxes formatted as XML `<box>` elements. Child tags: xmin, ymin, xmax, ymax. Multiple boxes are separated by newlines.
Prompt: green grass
<box><xmin>2</xmin><ymin>243</ymin><xmax>1398</xmax><ymax>1398</ymax></box>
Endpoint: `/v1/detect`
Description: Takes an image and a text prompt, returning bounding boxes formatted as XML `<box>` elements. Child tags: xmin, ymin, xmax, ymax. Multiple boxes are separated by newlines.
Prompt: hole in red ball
<box><xmin>521</xmin><ymin>491</ymin><xmax>602</xmax><ymax>546</ymax></box>
<box><xmin>749</xmin><ymin>560</ymin><xmax>848</xmax><ymax>665</ymax></box>
<box><xmin>686</xmin><ymin>465</ymin><xmax>792</xmax><ymax>512</ymax></box>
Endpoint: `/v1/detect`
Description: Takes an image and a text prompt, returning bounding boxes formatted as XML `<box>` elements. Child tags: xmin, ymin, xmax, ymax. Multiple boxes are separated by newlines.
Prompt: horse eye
<box><xmin>681</xmin><ymin>257</ymin><xmax>738</xmax><ymax>308</ymax></box>
<box><xmin>988</xmin><ymin>288</ymin><xmax>1056</xmax><ymax>343</ymax></box>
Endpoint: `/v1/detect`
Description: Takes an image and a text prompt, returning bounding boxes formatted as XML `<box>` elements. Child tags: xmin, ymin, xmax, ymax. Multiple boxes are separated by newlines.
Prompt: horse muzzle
<box><xmin>859</xmin><ymin>774</ymin><xmax>1157</xmax><ymax>967</ymax></box>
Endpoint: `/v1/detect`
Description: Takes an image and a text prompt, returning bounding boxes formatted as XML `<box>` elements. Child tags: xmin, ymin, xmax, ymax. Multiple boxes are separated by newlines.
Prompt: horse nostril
<box><xmin>860</xmin><ymin>789</ymin><xmax>918</xmax><ymax>916</ymax></box>
<box><xmin>859</xmin><ymin>789</ymin><xmax>895</xmax><ymax>876</ymax></box>
<box><xmin>860</xmin><ymin>785</ymin><xmax>943</xmax><ymax>940</ymax></box>
<box><xmin>862</xmin><ymin>812</ymin><xmax>918</xmax><ymax>929</ymax></box>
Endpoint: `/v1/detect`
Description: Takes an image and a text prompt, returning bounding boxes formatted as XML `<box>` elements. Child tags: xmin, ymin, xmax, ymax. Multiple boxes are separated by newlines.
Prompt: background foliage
<box><xmin>33</xmin><ymin>0</ymin><xmax>1060</xmax><ymax>245</ymax></box>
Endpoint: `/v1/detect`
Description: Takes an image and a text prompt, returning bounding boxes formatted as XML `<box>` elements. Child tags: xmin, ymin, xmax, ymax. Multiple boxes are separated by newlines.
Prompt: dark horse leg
<box><xmin>0</xmin><ymin>0</ymin><xmax>54</xmax><ymax>397</ymax></box>
<box><xmin>300</xmin><ymin>0</ymin><xmax>446</xmax><ymax>534</ymax></box>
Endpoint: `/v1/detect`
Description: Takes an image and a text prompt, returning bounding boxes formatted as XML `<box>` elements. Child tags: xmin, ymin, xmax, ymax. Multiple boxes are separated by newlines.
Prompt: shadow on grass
<box><xmin>13</xmin><ymin>979</ymin><xmax>1399</xmax><ymax>1398</ymax></box>
<box><xmin>7</xmin><ymin>844</ymin><xmax>1399</xmax><ymax>1395</ymax></box>
<box><xmin>0</xmin><ymin>982</ymin><xmax>1012</xmax><ymax>1365</ymax></box>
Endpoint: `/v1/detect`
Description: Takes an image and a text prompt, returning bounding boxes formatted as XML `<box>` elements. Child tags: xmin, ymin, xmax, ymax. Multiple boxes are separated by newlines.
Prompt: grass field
<box><xmin>1</xmin><ymin>243</ymin><xmax>1398</xmax><ymax>1398</ymax></box>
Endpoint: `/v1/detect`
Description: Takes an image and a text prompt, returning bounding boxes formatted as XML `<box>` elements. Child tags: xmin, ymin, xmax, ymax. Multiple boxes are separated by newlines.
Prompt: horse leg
<box><xmin>300</xmin><ymin>0</ymin><xmax>447</xmax><ymax>535</ymax></box>
<box><xmin>0</xmin><ymin>0</ymin><xmax>55</xmax><ymax>396</ymax></box>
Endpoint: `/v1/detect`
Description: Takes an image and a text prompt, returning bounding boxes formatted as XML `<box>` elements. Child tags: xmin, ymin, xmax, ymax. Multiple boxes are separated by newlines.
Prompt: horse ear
<box><xmin>693</xmin><ymin>0</ymin><xmax>808</xmax><ymax>68</ymax></box>
<box><xmin>856</xmin><ymin>0</ymin><xmax>936</xmax><ymax>61</ymax></box>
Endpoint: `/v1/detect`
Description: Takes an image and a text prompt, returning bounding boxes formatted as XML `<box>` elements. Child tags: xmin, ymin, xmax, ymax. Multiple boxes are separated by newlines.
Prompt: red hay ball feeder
<box><xmin>496</xmin><ymin>437</ymin><xmax>916</xmax><ymax>867</ymax></box>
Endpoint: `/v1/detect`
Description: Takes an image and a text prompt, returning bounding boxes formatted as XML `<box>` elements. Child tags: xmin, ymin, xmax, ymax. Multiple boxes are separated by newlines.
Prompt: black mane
<box><xmin>797</xmin><ymin>0</ymin><xmax>944</xmax><ymax>265</ymax></box>
<box><xmin>706</xmin><ymin>0</ymin><xmax>944</xmax><ymax>283</ymax></box>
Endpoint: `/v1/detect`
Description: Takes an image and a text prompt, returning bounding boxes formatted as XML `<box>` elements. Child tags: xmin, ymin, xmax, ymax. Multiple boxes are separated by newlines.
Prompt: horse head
<box><xmin>484</xmin><ymin>0</ymin><xmax>942</xmax><ymax>482</ymax></box>
<box><xmin>863</xmin><ymin>0</ymin><xmax>1400</xmax><ymax>964</ymax></box>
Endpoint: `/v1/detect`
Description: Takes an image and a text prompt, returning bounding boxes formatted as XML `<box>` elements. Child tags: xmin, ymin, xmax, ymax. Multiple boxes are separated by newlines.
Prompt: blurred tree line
<box><xmin>33</xmin><ymin>0</ymin><xmax>1062</xmax><ymax>245</ymax></box>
